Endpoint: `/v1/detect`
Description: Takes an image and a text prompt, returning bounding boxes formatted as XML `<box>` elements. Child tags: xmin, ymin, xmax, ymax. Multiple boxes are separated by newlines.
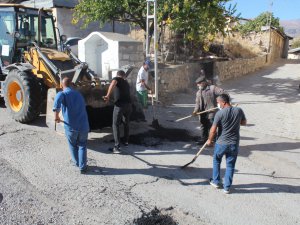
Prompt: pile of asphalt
<box><xmin>128</xmin><ymin>125</ymin><xmax>195</xmax><ymax>146</ymax></box>
<box><xmin>133</xmin><ymin>207</ymin><xmax>177</xmax><ymax>225</ymax></box>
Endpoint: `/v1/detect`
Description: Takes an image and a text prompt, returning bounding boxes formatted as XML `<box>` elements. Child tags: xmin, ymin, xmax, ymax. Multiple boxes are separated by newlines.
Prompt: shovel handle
<box><xmin>196</xmin><ymin>107</ymin><xmax>218</xmax><ymax>115</ymax></box>
<box><xmin>196</xmin><ymin>104</ymin><xmax>238</xmax><ymax>115</ymax></box>
<box><xmin>195</xmin><ymin>142</ymin><xmax>208</xmax><ymax>158</ymax></box>
<box><xmin>151</xmin><ymin>92</ymin><xmax>154</xmax><ymax>105</ymax></box>
<box><xmin>175</xmin><ymin>108</ymin><xmax>217</xmax><ymax>122</ymax></box>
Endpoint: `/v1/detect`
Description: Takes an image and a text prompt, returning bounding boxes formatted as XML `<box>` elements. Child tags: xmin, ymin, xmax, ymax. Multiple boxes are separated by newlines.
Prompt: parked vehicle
<box><xmin>0</xmin><ymin>4</ymin><xmax>144</xmax><ymax>130</ymax></box>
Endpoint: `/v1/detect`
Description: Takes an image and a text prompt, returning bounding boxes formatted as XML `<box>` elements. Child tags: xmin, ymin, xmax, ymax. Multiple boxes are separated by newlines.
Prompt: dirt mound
<box><xmin>133</xmin><ymin>207</ymin><xmax>177</xmax><ymax>225</ymax></box>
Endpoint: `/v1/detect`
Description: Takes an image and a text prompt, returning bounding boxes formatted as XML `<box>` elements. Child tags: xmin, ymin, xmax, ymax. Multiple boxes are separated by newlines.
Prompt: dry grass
<box><xmin>213</xmin><ymin>34</ymin><xmax>263</xmax><ymax>59</ymax></box>
<box><xmin>128</xmin><ymin>27</ymin><xmax>263</xmax><ymax>60</ymax></box>
<box><xmin>291</xmin><ymin>37</ymin><xmax>300</xmax><ymax>49</ymax></box>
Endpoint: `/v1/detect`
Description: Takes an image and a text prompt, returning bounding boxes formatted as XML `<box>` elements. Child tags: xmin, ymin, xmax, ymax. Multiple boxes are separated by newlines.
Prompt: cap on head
<box><xmin>144</xmin><ymin>59</ymin><xmax>151</xmax><ymax>67</ymax></box>
<box><xmin>195</xmin><ymin>75</ymin><xmax>206</xmax><ymax>84</ymax></box>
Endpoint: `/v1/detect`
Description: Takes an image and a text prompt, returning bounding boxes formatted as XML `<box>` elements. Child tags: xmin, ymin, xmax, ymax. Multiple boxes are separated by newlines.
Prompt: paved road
<box><xmin>0</xmin><ymin>59</ymin><xmax>299</xmax><ymax>225</ymax></box>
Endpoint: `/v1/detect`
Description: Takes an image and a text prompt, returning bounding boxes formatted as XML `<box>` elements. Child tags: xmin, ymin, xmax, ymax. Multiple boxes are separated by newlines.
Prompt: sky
<box><xmin>226</xmin><ymin>0</ymin><xmax>300</xmax><ymax>20</ymax></box>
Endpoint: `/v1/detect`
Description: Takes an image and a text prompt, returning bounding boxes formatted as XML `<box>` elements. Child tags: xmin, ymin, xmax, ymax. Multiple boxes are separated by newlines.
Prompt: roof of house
<box><xmin>261</xmin><ymin>26</ymin><xmax>293</xmax><ymax>40</ymax></box>
<box><xmin>101</xmin><ymin>32</ymin><xmax>140</xmax><ymax>42</ymax></box>
<box><xmin>288</xmin><ymin>47</ymin><xmax>300</xmax><ymax>53</ymax></box>
<box><xmin>81</xmin><ymin>32</ymin><xmax>140</xmax><ymax>43</ymax></box>
<box><xmin>22</xmin><ymin>0</ymin><xmax>78</xmax><ymax>8</ymax></box>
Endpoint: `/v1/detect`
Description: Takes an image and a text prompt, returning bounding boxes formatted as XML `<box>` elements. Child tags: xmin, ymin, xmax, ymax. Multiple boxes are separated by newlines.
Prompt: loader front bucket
<box><xmin>46</xmin><ymin>86</ymin><xmax>145</xmax><ymax>133</ymax></box>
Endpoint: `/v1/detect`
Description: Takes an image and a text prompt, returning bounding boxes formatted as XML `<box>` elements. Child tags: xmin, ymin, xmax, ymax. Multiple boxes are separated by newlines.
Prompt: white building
<box><xmin>22</xmin><ymin>0</ymin><xmax>131</xmax><ymax>38</ymax></box>
<box><xmin>288</xmin><ymin>47</ymin><xmax>300</xmax><ymax>59</ymax></box>
<box><xmin>78</xmin><ymin>32</ymin><xmax>143</xmax><ymax>80</ymax></box>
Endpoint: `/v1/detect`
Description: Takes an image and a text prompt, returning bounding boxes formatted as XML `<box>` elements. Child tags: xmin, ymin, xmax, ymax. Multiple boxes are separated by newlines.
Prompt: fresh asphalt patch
<box><xmin>132</xmin><ymin>207</ymin><xmax>177</xmax><ymax>225</ymax></box>
<box><xmin>128</xmin><ymin>125</ymin><xmax>196</xmax><ymax>147</ymax></box>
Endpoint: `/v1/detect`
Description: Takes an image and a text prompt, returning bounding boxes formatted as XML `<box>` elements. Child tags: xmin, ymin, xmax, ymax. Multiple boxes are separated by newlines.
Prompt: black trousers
<box><xmin>112</xmin><ymin>103</ymin><xmax>132</xmax><ymax>147</ymax></box>
<box><xmin>199</xmin><ymin>114</ymin><xmax>214</xmax><ymax>141</ymax></box>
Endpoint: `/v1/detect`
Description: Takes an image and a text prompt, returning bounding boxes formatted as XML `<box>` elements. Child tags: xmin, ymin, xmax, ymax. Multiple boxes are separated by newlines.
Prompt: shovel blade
<box><xmin>181</xmin><ymin>158</ymin><xmax>196</xmax><ymax>169</ymax></box>
<box><xmin>152</xmin><ymin>119</ymin><xmax>160</xmax><ymax>129</ymax></box>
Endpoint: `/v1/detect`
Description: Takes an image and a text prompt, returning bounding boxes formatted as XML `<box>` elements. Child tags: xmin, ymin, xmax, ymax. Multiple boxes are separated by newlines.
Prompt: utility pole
<box><xmin>146</xmin><ymin>0</ymin><xmax>158</xmax><ymax>101</ymax></box>
<box><xmin>267</xmin><ymin>0</ymin><xmax>273</xmax><ymax>54</ymax></box>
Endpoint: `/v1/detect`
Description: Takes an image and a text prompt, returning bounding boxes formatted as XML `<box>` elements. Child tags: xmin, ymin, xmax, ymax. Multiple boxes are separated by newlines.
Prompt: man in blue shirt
<box><xmin>207</xmin><ymin>94</ymin><xmax>247</xmax><ymax>194</ymax></box>
<box><xmin>53</xmin><ymin>77</ymin><xmax>90</xmax><ymax>174</ymax></box>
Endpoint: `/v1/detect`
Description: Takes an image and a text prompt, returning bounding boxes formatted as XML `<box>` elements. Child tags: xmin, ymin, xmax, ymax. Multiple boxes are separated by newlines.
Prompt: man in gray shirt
<box><xmin>207</xmin><ymin>94</ymin><xmax>247</xmax><ymax>194</ymax></box>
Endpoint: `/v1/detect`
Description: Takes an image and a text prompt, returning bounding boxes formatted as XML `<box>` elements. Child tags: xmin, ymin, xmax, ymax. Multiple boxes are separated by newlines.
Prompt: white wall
<box><xmin>78</xmin><ymin>33</ymin><xmax>120</xmax><ymax>79</ymax></box>
<box><xmin>53</xmin><ymin>8</ymin><xmax>130</xmax><ymax>39</ymax></box>
<box><xmin>288</xmin><ymin>53</ymin><xmax>300</xmax><ymax>59</ymax></box>
<box><xmin>78</xmin><ymin>32</ymin><xmax>143</xmax><ymax>80</ymax></box>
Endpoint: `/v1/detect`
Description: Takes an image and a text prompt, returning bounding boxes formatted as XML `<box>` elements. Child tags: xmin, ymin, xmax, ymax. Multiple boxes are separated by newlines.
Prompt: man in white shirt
<box><xmin>136</xmin><ymin>60</ymin><xmax>152</xmax><ymax>109</ymax></box>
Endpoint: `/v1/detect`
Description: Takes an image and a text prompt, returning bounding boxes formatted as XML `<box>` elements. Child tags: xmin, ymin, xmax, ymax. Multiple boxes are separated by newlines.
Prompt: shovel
<box><xmin>175</xmin><ymin>107</ymin><xmax>218</xmax><ymax>122</ymax></box>
<box><xmin>181</xmin><ymin>142</ymin><xmax>208</xmax><ymax>169</ymax></box>
<box><xmin>151</xmin><ymin>92</ymin><xmax>160</xmax><ymax>129</ymax></box>
<box><xmin>176</xmin><ymin>104</ymin><xmax>238</xmax><ymax>122</ymax></box>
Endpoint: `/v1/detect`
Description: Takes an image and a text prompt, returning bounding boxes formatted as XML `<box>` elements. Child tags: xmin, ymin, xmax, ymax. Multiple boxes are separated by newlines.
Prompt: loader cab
<box><xmin>0</xmin><ymin>7</ymin><xmax>15</xmax><ymax>66</ymax></box>
<box><xmin>0</xmin><ymin>5</ymin><xmax>58</xmax><ymax>66</ymax></box>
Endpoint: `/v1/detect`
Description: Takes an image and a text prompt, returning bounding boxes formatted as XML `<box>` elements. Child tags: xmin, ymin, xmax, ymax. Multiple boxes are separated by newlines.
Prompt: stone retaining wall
<box><xmin>152</xmin><ymin>63</ymin><xmax>202</xmax><ymax>103</ymax></box>
<box><xmin>127</xmin><ymin>29</ymin><xmax>286</xmax><ymax>103</ymax></box>
<box><xmin>214</xmin><ymin>30</ymin><xmax>285</xmax><ymax>82</ymax></box>
<box><xmin>214</xmin><ymin>55</ymin><xmax>268</xmax><ymax>81</ymax></box>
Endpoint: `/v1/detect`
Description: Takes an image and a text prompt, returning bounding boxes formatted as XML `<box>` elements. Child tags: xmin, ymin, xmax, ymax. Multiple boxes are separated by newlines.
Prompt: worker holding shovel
<box><xmin>193</xmin><ymin>71</ymin><xmax>228</xmax><ymax>145</ymax></box>
<box><xmin>136</xmin><ymin>60</ymin><xmax>152</xmax><ymax>112</ymax></box>
<box><xmin>207</xmin><ymin>94</ymin><xmax>247</xmax><ymax>194</ymax></box>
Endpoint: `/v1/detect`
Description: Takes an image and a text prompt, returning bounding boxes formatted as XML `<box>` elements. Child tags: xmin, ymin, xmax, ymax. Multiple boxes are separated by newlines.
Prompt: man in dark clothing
<box><xmin>53</xmin><ymin>77</ymin><xmax>90</xmax><ymax>174</ymax></box>
<box><xmin>193</xmin><ymin>74</ymin><xmax>227</xmax><ymax>144</ymax></box>
<box><xmin>207</xmin><ymin>94</ymin><xmax>247</xmax><ymax>194</ymax></box>
<box><xmin>104</xmin><ymin>70</ymin><xmax>132</xmax><ymax>154</ymax></box>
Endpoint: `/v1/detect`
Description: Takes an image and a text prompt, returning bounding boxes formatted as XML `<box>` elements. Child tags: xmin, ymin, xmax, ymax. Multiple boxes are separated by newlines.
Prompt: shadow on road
<box><xmin>84</xmin><ymin>164</ymin><xmax>213</xmax><ymax>187</ymax></box>
<box><xmin>0</xmin><ymin>98</ymin><xmax>5</xmax><ymax>108</ymax></box>
<box><xmin>84</xmin><ymin>163</ymin><xmax>300</xmax><ymax>194</ymax></box>
<box><xmin>236</xmin><ymin>172</ymin><xmax>300</xmax><ymax>180</ymax></box>
<box><xmin>240</xmin><ymin>142</ymin><xmax>300</xmax><ymax>157</ymax></box>
<box><xmin>28</xmin><ymin>114</ymin><xmax>48</xmax><ymax>128</ymax></box>
<box><xmin>223</xmin><ymin>60</ymin><xmax>300</xmax><ymax>103</ymax></box>
<box><xmin>233</xmin><ymin>182</ymin><xmax>300</xmax><ymax>194</ymax></box>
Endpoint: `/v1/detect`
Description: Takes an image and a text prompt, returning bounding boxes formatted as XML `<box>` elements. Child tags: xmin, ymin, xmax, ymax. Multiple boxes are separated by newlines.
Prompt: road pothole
<box><xmin>133</xmin><ymin>207</ymin><xmax>177</xmax><ymax>225</ymax></box>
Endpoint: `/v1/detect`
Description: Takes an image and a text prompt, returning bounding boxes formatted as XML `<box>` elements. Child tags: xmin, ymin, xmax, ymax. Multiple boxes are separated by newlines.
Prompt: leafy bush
<box><xmin>291</xmin><ymin>38</ymin><xmax>300</xmax><ymax>49</ymax></box>
<box><xmin>238</xmin><ymin>12</ymin><xmax>282</xmax><ymax>35</ymax></box>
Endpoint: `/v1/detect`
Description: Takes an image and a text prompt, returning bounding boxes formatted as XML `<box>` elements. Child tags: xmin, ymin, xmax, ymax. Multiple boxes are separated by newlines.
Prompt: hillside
<box><xmin>280</xmin><ymin>19</ymin><xmax>300</xmax><ymax>37</ymax></box>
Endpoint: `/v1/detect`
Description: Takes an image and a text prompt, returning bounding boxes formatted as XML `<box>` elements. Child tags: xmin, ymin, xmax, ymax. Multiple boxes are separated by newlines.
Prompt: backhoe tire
<box><xmin>3</xmin><ymin>69</ymin><xmax>42</xmax><ymax>123</ymax></box>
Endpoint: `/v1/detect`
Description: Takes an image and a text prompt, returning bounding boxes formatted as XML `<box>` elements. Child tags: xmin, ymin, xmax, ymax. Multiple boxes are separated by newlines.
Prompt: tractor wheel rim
<box><xmin>8</xmin><ymin>81</ymin><xmax>23</xmax><ymax>112</ymax></box>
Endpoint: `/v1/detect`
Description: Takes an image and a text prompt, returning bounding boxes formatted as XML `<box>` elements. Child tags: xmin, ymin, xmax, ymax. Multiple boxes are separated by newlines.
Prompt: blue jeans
<box><xmin>65</xmin><ymin>129</ymin><xmax>88</xmax><ymax>170</ymax></box>
<box><xmin>212</xmin><ymin>143</ymin><xmax>239</xmax><ymax>190</ymax></box>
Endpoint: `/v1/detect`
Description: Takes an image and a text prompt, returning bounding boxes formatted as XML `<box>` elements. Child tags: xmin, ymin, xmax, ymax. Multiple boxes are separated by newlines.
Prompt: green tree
<box><xmin>73</xmin><ymin>0</ymin><xmax>237</xmax><ymax>46</ymax></box>
<box><xmin>72</xmin><ymin>0</ymin><xmax>147</xmax><ymax>30</ymax></box>
<box><xmin>162</xmin><ymin>1</ymin><xmax>237</xmax><ymax>43</ymax></box>
<box><xmin>238</xmin><ymin>12</ymin><xmax>282</xmax><ymax>35</ymax></box>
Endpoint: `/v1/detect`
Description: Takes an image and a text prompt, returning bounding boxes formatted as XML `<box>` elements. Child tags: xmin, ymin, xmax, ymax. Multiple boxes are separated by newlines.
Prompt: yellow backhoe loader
<box><xmin>0</xmin><ymin>4</ymin><xmax>144</xmax><ymax>131</ymax></box>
